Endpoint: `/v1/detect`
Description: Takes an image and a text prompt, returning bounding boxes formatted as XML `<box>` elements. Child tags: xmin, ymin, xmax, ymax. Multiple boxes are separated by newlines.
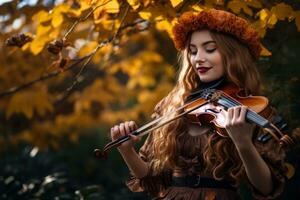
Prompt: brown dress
<box><xmin>126</xmin><ymin>106</ymin><xmax>287</xmax><ymax>200</ymax></box>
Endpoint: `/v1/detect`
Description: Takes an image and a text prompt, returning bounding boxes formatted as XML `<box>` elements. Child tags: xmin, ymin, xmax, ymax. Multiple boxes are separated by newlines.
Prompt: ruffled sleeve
<box><xmin>245</xmin><ymin>106</ymin><xmax>289</xmax><ymax>199</ymax></box>
<box><xmin>125</xmin><ymin>132</ymin><xmax>172</xmax><ymax>196</ymax></box>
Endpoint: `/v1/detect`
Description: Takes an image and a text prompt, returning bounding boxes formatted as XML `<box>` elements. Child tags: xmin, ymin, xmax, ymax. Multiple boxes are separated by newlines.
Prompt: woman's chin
<box><xmin>198</xmin><ymin>74</ymin><xmax>222</xmax><ymax>83</ymax></box>
<box><xmin>199</xmin><ymin>76</ymin><xmax>215</xmax><ymax>83</ymax></box>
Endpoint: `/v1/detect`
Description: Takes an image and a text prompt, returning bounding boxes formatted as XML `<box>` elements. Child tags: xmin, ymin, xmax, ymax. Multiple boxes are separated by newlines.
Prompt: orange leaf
<box><xmin>260</xmin><ymin>44</ymin><xmax>272</xmax><ymax>57</ymax></box>
<box><xmin>271</xmin><ymin>3</ymin><xmax>293</xmax><ymax>21</ymax></box>
<box><xmin>170</xmin><ymin>0</ymin><xmax>183</xmax><ymax>8</ymax></box>
<box><xmin>284</xmin><ymin>162</ymin><xmax>295</xmax><ymax>179</ymax></box>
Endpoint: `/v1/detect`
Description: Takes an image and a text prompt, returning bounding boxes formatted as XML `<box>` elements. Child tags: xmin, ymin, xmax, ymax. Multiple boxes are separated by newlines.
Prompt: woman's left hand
<box><xmin>225</xmin><ymin>106</ymin><xmax>256</xmax><ymax>147</ymax></box>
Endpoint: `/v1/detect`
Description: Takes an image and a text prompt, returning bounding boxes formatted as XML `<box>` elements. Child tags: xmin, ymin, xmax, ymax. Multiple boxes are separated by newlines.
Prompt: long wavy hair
<box><xmin>149</xmin><ymin>29</ymin><xmax>262</xmax><ymax>184</ymax></box>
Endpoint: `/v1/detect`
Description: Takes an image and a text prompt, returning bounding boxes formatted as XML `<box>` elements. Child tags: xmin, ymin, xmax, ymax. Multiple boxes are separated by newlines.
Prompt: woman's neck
<box><xmin>198</xmin><ymin>76</ymin><xmax>227</xmax><ymax>90</ymax></box>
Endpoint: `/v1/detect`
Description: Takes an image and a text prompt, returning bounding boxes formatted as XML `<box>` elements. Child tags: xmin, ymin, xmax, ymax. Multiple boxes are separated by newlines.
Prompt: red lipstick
<box><xmin>197</xmin><ymin>67</ymin><xmax>212</xmax><ymax>74</ymax></box>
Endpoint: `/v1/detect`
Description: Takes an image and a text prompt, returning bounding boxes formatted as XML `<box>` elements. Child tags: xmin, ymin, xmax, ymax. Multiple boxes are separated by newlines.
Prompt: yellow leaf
<box><xmin>170</xmin><ymin>0</ymin><xmax>183</xmax><ymax>8</ymax></box>
<box><xmin>49</xmin><ymin>28</ymin><xmax>60</xmax><ymax>39</ymax></box>
<box><xmin>260</xmin><ymin>44</ymin><xmax>271</xmax><ymax>56</ymax></box>
<box><xmin>127</xmin><ymin>0</ymin><xmax>140</xmax><ymax>10</ymax></box>
<box><xmin>36</xmin><ymin>25</ymin><xmax>51</xmax><ymax>36</ymax></box>
<box><xmin>242</xmin><ymin>5</ymin><xmax>253</xmax><ymax>16</ymax></box>
<box><xmin>32</xmin><ymin>10</ymin><xmax>52</xmax><ymax>24</ymax></box>
<box><xmin>258</xmin><ymin>8</ymin><xmax>278</xmax><ymax>29</ymax></box>
<box><xmin>191</xmin><ymin>5</ymin><xmax>204</xmax><ymax>12</ymax></box>
<box><xmin>139</xmin><ymin>4</ymin><xmax>175</xmax><ymax>21</ymax></box>
<box><xmin>142</xmin><ymin>0</ymin><xmax>151</xmax><ymax>7</ymax></box>
<box><xmin>86</xmin><ymin>0</ymin><xmax>93</xmax><ymax>5</ymax></box>
<box><xmin>6</xmin><ymin>87</ymin><xmax>53</xmax><ymax>119</ymax></box>
<box><xmin>30</xmin><ymin>36</ymin><xmax>49</xmax><ymax>55</ymax></box>
<box><xmin>284</xmin><ymin>162</ymin><xmax>295</xmax><ymax>179</ymax></box>
<box><xmin>228</xmin><ymin>0</ymin><xmax>243</xmax><ymax>14</ymax></box>
<box><xmin>21</xmin><ymin>42</ymin><xmax>31</xmax><ymax>51</ymax></box>
<box><xmin>246</xmin><ymin>0</ymin><xmax>262</xmax><ymax>9</ymax></box>
<box><xmin>78</xmin><ymin>41</ymin><xmax>98</xmax><ymax>57</ymax></box>
<box><xmin>267</xmin><ymin>14</ymin><xmax>277</xmax><ymax>28</ymax></box>
<box><xmin>103</xmin><ymin>0</ymin><xmax>119</xmax><ymax>14</ymax></box>
<box><xmin>139</xmin><ymin>11</ymin><xmax>152</xmax><ymax>20</ymax></box>
<box><xmin>55</xmin><ymin>4</ymin><xmax>70</xmax><ymax>13</ymax></box>
<box><xmin>52</xmin><ymin>12</ymin><xmax>64</xmax><ymax>28</ymax></box>
<box><xmin>271</xmin><ymin>3</ymin><xmax>293</xmax><ymax>21</ymax></box>
<box><xmin>155</xmin><ymin>19</ymin><xmax>173</xmax><ymax>36</ymax></box>
<box><xmin>259</xmin><ymin>9</ymin><xmax>270</xmax><ymax>22</ymax></box>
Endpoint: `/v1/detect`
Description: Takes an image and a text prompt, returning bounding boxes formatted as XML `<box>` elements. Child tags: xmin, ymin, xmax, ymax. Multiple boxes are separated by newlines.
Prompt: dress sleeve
<box><xmin>125</xmin><ymin>132</ymin><xmax>171</xmax><ymax>196</ymax></box>
<box><xmin>245</xmin><ymin>106</ymin><xmax>289</xmax><ymax>200</ymax></box>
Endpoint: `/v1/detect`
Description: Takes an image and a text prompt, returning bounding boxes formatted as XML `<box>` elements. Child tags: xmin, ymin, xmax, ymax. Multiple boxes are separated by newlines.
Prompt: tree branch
<box><xmin>58</xmin><ymin>4</ymin><xmax>131</xmax><ymax>102</ymax></box>
<box><xmin>0</xmin><ymin>55</ymin><xmax>88</xmax><ymax>98</ymax></box>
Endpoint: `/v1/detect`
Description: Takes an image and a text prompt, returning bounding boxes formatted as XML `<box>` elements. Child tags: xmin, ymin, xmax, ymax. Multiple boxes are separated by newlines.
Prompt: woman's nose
<box><xmin>195</xmin><ymin>51</ymin><xmax>206</xmax><ymax>63</ymax></box>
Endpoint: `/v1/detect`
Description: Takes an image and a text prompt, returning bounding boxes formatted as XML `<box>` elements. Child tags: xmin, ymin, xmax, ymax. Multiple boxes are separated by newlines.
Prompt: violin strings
<box><xmin>219</xmin><ymin>92</ymin><xmax>265</xmax><ymax>124</ymax></box>
<box><xmin>222</xmin><ymin>95</ymin><xmax>262</xmax><ymax>122</ymax></box>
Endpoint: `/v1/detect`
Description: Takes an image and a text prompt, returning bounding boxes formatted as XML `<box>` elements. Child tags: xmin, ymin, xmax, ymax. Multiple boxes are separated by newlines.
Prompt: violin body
<box><xmin>185</xmin><ymin>83</ymin><xmax>274</xmax><ymax>137</ymax></box>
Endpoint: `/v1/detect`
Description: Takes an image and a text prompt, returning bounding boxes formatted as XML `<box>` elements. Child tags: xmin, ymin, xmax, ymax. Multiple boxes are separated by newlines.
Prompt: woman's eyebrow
<box><xmin>189</xmin><ymin>41</ymin><xmax>216</xmax><ymax>47</ymax></box>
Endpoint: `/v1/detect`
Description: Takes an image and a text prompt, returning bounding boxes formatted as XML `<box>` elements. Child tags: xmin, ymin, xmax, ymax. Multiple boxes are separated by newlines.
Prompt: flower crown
<box><xmin>172</xmin><ymin>9</ymin><xmax>262</xmax><ymax>60</ymax></box>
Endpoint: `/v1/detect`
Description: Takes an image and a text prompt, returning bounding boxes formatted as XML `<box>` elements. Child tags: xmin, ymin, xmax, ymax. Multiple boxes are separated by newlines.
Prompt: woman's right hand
<box><xmin>110</xmin><ymin>121</ymin><xmax>140</xmax><ymax>152</ymax></box>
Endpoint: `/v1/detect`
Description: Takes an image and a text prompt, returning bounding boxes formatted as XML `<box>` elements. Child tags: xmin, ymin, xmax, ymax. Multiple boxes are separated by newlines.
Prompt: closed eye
<box><xmin>206</xmin><ymin>48</ymin><xmax>216</xmax><ymax>53</ymax></box>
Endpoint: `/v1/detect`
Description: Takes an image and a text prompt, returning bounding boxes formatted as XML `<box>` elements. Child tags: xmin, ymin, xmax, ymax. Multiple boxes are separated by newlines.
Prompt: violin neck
<box><xmin>245</xmin><ymin>109</ymin><xmax>269</xmax><ymax>128</ymax></box>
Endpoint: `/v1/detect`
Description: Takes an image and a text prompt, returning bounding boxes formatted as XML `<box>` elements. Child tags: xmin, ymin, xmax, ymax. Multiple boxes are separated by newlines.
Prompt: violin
<box><xmin>94</xmin><ymin>83</ymin><xmax>295</xmax><ymax>160</ymax></box>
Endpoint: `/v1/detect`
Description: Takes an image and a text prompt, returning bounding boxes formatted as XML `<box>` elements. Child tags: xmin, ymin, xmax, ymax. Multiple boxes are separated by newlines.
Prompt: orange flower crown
<box><xmin>172</xmin><ymin>9</ymin><xmax>262</xmax><ymax>60</ymax></box>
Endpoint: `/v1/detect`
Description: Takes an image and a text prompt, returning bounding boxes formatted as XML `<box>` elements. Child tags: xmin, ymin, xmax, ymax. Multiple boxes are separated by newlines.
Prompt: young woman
<box><xmin>110</xmin><ymin>9</ymin><xmax>290</xmax><ymax>200</ymax></box>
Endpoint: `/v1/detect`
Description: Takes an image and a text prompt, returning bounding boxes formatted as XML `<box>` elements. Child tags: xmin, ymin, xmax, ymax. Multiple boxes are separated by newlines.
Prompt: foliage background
<box><xmin>0</xmin><ymin>0</ymin><xmax>300</xmax><ymax>199</ymax></box>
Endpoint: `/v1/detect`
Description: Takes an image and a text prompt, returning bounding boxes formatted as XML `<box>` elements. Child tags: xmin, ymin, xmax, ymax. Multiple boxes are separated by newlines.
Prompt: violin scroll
<box><xmin>279</xmin><ymin>127</ymin><xmax>300</xmax><ymax>150</ymax></box>
<box><xmin>94</xmin><ymin>149</ymin><xmax>108</xmax><ymax>160</ymax></box>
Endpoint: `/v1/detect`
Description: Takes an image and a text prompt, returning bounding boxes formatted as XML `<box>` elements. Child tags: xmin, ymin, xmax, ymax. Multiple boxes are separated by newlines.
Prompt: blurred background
<box><xmin>0</xmin><ymin>0</ymin><xmax>300</xmax><ymax>199</ymax></box>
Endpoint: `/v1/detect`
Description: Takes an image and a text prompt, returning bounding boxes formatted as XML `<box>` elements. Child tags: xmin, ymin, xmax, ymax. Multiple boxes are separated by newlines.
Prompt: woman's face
<box><xmin>188</xmin><ymin>30</ymin><xmax>225</xmax><ymax>83</ymax></box>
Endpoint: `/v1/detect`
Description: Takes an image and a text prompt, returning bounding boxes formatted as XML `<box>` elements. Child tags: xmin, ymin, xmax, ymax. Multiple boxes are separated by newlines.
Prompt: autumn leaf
<box><xmin>271</xmin><ymin>3</ymin><xmax>293</xmax><ymax>21</ymax></box>
<box><xmin>190</xmin><ymin>4</ymin><xmax>204</xmax><ymax>12</ymax></box>
<box><xmin>170</xmin><ymin>0</ymin><xmax>183</xmax><ymax>8</ymax></box>
<box><xmin>32</xmin><ymin>10</ymin><xmax>52</xmax><ymax>24</ymax></box>
<box><xmin>6</xmin><ymin>87</ymin><xmax>53</xmax><ymax>119</ymax></box>
<box><xmin>284</xmin><ymin>162</ymin><xmax>295</xmax><ymax>179</ymax></box>
<box><xmin>30</xmin><ymin>36</ymin><xmax>50</xmax><ymax>55</ymax></box>
<box><xmin>95</xmin><ymin>0</ymin><xmax>119</xmax><ymax>14</ymax></box>
<box><xmin>127</xmin><ymin>0</ymin><xmax>140</xmax><ymax>10</ymax></box>
<box><xmin>227</xmin><ymin>0</ymin><xmax>252</xmax><ymax>16</ymax></box>
<box><xmin>155</xmin><ymin>19</ymin><xmax>174</xmax><ymax>37</ymax></box>
<box><xmin>258</xmin><ymin>8</ymin><xmax>278</xmax><ymax>29</ymax></box>
<box><xmin>52</xmin><ymin>12</ymin><xmax>64</xmax><ymax>28</ymax></box>
<box><xmin>227</xmin><ymin>0</ymin><xmax>243</xmax><ymax>14</ymax></box>
<box><xmin>260</xmin><ymin>44</ymin><xmax>272</xmax><ymax>57</ymax></box>
<box><xmin>246</xmin><ymin>0</ymin><xmax>262</xmax><ymax>9</ymax></box>
<box><xmin>36</xmin><ymin>25</ymin><xmax>52</xmax><ymax>36</ymax></box>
